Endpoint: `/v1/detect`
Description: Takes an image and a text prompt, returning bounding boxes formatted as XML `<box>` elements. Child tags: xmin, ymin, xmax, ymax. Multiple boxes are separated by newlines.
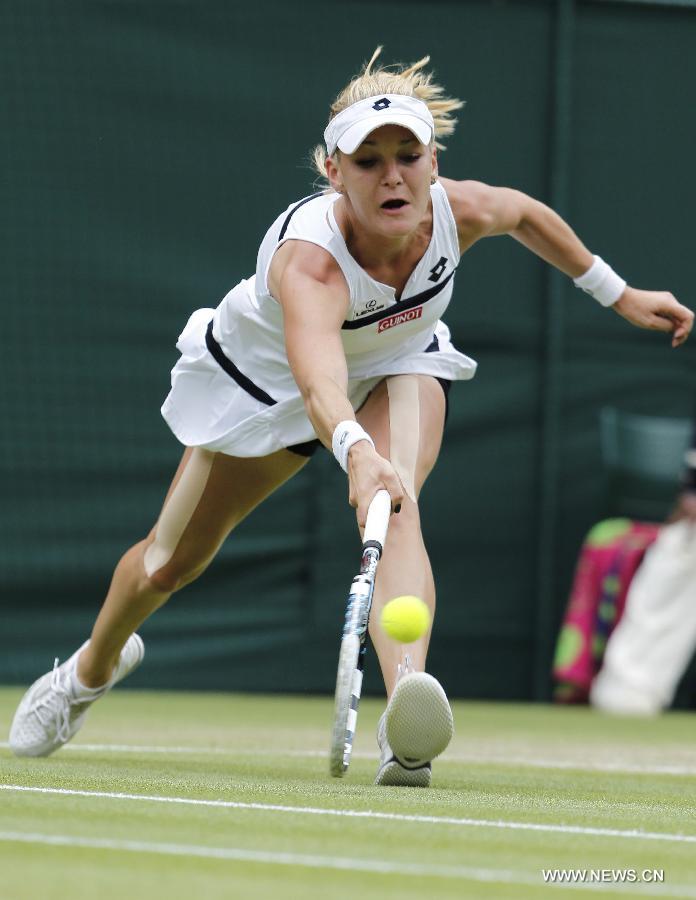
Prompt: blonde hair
<box><xmin>311</xmin><ymin>47</ymin><xmax>464</xmax><ymax>185</ymax></box>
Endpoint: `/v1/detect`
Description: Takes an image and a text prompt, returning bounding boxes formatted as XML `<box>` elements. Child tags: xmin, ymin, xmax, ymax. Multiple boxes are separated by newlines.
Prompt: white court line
<box><xmin>2</xmin><ymin>784</ymin><xmax>695</xmax><ymax>845</ymax></box>
<box><xmin>0</xmin><ymin>832</ymin><xmax>694</xmax><ymax>897</ymax></box>
<box><xmin>0</xmin><ymin>742</ymin><xmax>231</xmax><ymax>756</ymax></box>
<box><xmin>0</xmin><ymin>830</ymin><xmax>521</xmax><ymax>881</ymax></box>
<box><xmin>3</xmin><ymin>742</ymin><xmax>695</xmax><ymax>777</ymax></box>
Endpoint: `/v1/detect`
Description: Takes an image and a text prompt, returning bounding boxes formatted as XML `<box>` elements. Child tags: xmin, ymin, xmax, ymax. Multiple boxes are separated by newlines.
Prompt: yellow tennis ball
<box><xmin>380</xmin><ymin>596</ymin><xmax>430</xmax><ymax>643</ymax></box>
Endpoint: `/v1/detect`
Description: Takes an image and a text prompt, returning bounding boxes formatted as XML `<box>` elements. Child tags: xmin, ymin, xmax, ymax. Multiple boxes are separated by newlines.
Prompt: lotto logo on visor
<box><xmin>377</xmin><ymin>306</ymin><xmax>423</xmax><ymax>333</ymax></box>
<box><xmin>324</xmin><ymin>94</ymin><xmax>434</xmax><ymax>156</ymax></box>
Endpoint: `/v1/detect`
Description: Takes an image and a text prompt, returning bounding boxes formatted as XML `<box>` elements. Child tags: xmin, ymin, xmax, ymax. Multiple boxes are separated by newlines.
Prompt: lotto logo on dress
<box><xmin>377</xmin><ymin>307</ymin><xmax>423</xmax><ymax>333</ymax></box>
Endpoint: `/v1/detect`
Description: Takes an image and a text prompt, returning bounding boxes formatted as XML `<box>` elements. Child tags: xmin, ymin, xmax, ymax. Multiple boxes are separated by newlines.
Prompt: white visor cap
<box><xmin>324</xmin><ymin>94</ymin><xmax>434</xmax><ymax>156</ymax></box>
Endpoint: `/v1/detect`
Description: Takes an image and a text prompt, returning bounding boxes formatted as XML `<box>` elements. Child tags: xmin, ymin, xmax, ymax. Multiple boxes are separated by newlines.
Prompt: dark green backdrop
<box><xmin>2</xmin><ymin>0</ymin><xmax>695</xmax><ymax>699</ymax></box>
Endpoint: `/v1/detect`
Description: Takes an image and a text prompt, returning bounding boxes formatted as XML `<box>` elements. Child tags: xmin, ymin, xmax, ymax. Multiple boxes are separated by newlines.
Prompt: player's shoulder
<box><xmin>439</xmin><ymin>177</ymin><xmax>497</xmax><ymax>234</ymax></box>
<box><xmin>274</xmin><ymin>238</ymin><xmax>342</xmax><ymax>285</ymax></box>
<box><xmin>266</xmin><ymin>191</ymin><xmax>343</xmax><ymax>291</ymax></box>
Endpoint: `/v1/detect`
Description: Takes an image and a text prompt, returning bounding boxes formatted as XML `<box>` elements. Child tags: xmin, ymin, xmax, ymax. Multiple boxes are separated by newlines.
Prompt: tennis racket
<box><xmin>329</xmin><ymin>489</ymin><xmax>392</xmax><ymax>778</ymax></box>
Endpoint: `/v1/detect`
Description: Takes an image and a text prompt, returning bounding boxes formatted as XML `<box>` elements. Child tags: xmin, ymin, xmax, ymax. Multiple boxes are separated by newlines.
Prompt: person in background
<box><xmin>591</xmin><ymin>422</ymin><xmax>696</xmax><ymax>713</ymax></box>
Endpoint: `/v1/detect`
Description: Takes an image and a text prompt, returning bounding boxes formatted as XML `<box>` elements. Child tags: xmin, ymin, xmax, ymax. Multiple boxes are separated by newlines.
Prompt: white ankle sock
<box><xmin>70</xmin><ymin>657</ymin><xmax>108</xmax><ymax>699</ymax></box>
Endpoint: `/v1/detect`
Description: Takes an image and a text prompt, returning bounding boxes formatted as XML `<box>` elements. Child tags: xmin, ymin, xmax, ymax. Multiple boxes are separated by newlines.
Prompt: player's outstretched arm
<box><xmin>441</xmin><ymin>177</ymin><xmax>694</xmax><ymax>348</ymax></box>
<box><xmin>270</xmin><ymin>240</ymin><xmax>403</xmax><ymax>525</ymax></box>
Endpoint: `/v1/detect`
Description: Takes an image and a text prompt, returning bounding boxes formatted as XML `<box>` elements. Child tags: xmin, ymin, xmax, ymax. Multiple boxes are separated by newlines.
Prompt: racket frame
<box><xmin>329</xmin><ymin>490</ymin><xmax>390</xmax><ymax>778</ymax></box>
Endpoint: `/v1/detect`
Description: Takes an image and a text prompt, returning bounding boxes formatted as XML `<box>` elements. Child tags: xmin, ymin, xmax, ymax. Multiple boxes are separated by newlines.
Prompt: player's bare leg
<box><xmin>10</xmin><ymin>447</ymin><xmax>308</xmax><ymax>756</ymax></box>
<box><xmin>357</xmin><ymin>374</ymin><xmax>453</xmax><ymax>786</ymax></box>
<box><xmin>78</xmin><ymin>447</ymin><xmax>308</xmax><ymax>686</ymax></box>
<box><xmin>356</xmin><ymin>375</ymin><xmax>445</xmax><ymax>696</ymax></box>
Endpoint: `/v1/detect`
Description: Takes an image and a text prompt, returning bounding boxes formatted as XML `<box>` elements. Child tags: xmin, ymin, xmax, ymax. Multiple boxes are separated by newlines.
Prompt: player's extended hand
<box><xmin>613</xmin><ymin>287</ymin><xmax>694</xmax><ymax>348</ymax></box>
<box><xmin>347</xmin><ymin>441</ymin><xmax>404</xmax><ymax>528</ymax></box>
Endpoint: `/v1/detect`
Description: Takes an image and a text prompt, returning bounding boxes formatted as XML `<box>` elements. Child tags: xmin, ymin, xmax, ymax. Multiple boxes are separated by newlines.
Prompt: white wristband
<box><xmin>573</xmin><ymin>255</ymin><xmax>627</xmax><ymax>307</ymax></box>
<box><xmin>332</xmin><ymin>420</ymin><xmax>375</xmax><ymax>472</ymax></box>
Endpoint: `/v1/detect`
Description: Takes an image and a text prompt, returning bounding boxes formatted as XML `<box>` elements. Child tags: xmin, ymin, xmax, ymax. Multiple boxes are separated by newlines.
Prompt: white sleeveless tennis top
<box><xmin>161</xmin><ymin>182</ymin><xmax>477</xmax><ymax>457</ymax></box>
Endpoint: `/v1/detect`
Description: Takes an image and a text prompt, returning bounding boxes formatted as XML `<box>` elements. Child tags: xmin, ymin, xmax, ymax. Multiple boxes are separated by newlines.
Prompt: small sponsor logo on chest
<box><xmin>354</xmin><ymin>298</ymin><xmax>386</xmax><ymax>318</ymax></box>
<box><xmin>377</xmin><ymin>306</ymin><xmax>423</xmax><ymax>333</ymax></box>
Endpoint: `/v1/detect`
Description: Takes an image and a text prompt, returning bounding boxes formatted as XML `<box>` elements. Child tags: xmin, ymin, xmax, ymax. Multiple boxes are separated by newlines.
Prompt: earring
<box><xmin>430</xmin><ymin>175</ymin><xmax>437</xmax><ymax>185</ymax></box>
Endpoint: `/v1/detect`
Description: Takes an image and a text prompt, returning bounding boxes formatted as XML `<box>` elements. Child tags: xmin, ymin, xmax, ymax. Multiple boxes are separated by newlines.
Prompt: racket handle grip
<box><xmin>363</xmin><ymin>489</ymin><xmax>391</xmax><ymax>551</ymax></box>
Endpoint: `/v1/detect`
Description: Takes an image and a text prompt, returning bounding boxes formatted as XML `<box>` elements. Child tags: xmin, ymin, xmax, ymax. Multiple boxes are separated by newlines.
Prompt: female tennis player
<box><xmin>10</xmin><ymin>48</ymin><xmax>693</xmax><ymax>786</ymax></box>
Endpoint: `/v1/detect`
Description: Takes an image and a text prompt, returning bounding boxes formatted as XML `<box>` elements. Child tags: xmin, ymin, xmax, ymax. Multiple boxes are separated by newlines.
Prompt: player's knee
<box><xmin>146</xmin><ymin>565</ymin><xmax>179</xmax><ymax>595</ymax></box>
<box><xmin>142</xmin><ymin>525</ymin><xmax>207</xmax><ymax>594</ymax></box>
<box><xmin>143</xmin><ymin>553</ymin><xmax>207</xmax><ymax>595</ymax></box>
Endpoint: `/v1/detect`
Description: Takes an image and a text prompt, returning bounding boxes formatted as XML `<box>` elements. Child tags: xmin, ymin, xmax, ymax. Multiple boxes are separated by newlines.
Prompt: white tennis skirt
<box><xmin>161</xmin><ymin>306</ymin><xmax>477</xmax><ymax>458</ymax></box>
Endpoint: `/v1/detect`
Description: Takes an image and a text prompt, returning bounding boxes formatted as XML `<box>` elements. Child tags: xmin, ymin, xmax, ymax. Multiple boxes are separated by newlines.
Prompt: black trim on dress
<box><xmin>341</xmin><ymin>269</ymin><xmax>456</xmax><ymax>331</ymax></box>
<box><xmin>278</xmin><ymin>192</ymin><xmax>326</xmax><ymax>241</ymax></box>
<box><xmin>205</xmin><ymin>321</ymin><xmax>322</xmax><ymax>456</ymax></box>
<box><xmin>205</xmin><ymin>320</ymin><xmax>277</xmax><ymax>406</ymax></box>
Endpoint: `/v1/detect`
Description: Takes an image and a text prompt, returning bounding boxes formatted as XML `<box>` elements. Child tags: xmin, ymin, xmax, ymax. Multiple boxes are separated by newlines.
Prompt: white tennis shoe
<box><xmin>9</xmin><ymin>634</ymin><xmax>145</xmax><ymax>758</ymax></box>
<box><xmin>375</xmin><ymin>671</ymin><xmax>454</xmax><ymax>787</ymax></box>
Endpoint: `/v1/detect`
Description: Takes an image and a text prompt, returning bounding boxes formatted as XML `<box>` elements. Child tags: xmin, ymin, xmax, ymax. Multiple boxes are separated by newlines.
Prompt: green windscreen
<box><xmin>2</xmin><ymin>0</ymin><xmax>694</xmax><ymax>700</ymax></box>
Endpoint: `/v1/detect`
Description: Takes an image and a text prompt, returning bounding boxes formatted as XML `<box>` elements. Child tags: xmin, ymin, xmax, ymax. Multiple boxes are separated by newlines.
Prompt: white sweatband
<box><xmin>573</xmin><ymin>255</ymin><xmax>627</xmax><ymax>307</ymax></box>
<box><xmin>332</xmin><ymin>420</ymin><xmax>375</xmax><ymax>473</ymax></box>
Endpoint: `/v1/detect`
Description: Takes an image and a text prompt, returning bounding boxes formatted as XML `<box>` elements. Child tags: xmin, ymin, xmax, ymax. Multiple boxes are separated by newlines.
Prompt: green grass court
<box><xmin>1</xmin><ymin>688</ymin><xmax>695</xmax><ymax>899</ymax></box>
